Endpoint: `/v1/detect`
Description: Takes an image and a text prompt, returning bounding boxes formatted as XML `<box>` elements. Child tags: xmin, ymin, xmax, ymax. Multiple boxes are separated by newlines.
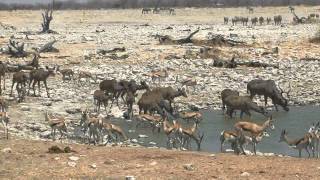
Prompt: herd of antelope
<box><xmin>0</xmin><ymin>53</ymin><xmax>317</xmax><ymax>157</ymax></box>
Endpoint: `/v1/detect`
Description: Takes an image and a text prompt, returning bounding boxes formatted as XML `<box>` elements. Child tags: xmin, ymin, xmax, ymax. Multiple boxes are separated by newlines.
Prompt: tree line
<box><xmin>0</xmin><ymin>0</ymin><xmax>319</xmax><ymax>11</ymax></box>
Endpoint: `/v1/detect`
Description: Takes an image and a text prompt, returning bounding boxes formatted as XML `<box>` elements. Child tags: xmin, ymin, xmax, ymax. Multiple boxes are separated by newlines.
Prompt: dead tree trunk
<box><xmin>36</xmin><ymin>39</ymin><xmax>58</xmax><ymax>53</ymax></box>
<box><xmin>159</xmin><ymin>29</ymin><xmax>200</xmax><ymax>45</ymax></box>
<box><xmin>292</xmin><ymin>12</ymin><xmax>306</xmax><ymax>24</ymax></box>
<box><xmin>41</xmin><ymin>5</ymin><xmax>55</xmax><ymax>33</ymax></box>
<box><xmin>7</xmin><ymin>39</ymin><xmax>28</xmax><ymax>58</ymax></box>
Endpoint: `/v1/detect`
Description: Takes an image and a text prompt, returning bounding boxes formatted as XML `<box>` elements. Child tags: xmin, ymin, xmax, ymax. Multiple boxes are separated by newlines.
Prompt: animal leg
<box><xmin>10</xmin><ymin>81</ymin><xmax>15</xmax><ymax>96</ymax></box>
<box><xmin>37</xmin><ymin>81</ymin><xmax>41</xmax><ymax>97</ymax></box>
<box><xmin>44</xmin><ymin>81</ymin><xmax>50</xmax><ymax>98</ymax></box>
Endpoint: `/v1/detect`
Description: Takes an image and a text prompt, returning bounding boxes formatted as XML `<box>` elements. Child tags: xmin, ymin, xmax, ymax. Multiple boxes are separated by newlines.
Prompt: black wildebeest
<box><xmin>247</xmin><ymin>79</ymin><xmax>290</xmax><ymax>111</ymax></box>
<box><xmin>221</xmin><ymin>89</ymin><xmax>239</xmax><ymax>111</ymax></box>
<box><xmin>224</xmin><ymin>95</ymin><xmax>268</xmax><ymax>119</ymax></box>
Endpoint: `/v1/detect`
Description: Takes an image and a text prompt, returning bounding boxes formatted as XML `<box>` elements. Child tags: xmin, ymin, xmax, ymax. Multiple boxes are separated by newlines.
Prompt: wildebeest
<box><xmin>224</xmin><ymin>17</ymin><xmax>229</xmax><ymax>24</ymax></box>
<box><xmin>251</xmin><ymin>17</ymin><xmax>258</xmax><ymax>26</ymax></box>
<box><xmin>247</xmin><ymin>79</ymin><xmax>290</xmax><ymax>111</ymax></box>
<box><xmin>224</xmin><ymin>95</ymin><xmax>268</xmax><ymax>119</ymax></box>
<box><xmin>142</xmin><ymin>8</ymin><xmax>151</xmax><ymax>14</ymax></box>
<box><xmin>221</xmin><ymin>89</ymin><xmax>239</xmax><ymax>111</ymax></box>
<box><xmin>259</xmin><ymin>17</ymin><xmax>264</xmax><ymax>25</ymax></box>
<box><xmin>274</xmin><ymin>15</ymin><xmax>282</xmax><ymax>25</ymax></box>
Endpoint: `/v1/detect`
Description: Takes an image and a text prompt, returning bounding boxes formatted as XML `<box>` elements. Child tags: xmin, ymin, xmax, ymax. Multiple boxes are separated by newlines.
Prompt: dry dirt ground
<box><xmin>1</xmin><ymin>137</ymin><xmax>320</xmax><ymax>179</ymax></box>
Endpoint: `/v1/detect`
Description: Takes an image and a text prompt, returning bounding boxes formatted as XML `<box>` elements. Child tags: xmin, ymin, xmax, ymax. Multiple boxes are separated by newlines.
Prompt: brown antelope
<box><xmin>173</xmin><ymin>120</ymin><xmax>203</xmax><ymax>150</ymax></box>
<box><xmin>307</xmin><ymin>122</ymin><xmax>320</xmax><ymax>158</ymax></box>
<box><xmin>93</xmin><ymin>90</ymin><xmax>112</xmax><ymax>113</ymax></box>
<box><xmin>11</xmin><ymin>71</ymin><xmax>29</xmax><ymax>97</ymax></box>
<box><xmin>57</xmin><ymin>66</ymin><xmax>74</xmax><ymax>81</ymax></box>
<box><xmin>233</xmin><ymin>116</ymin><xmax>274</xmax><ymax>154</ymax></box>
<box><xmin>100</xmin><ymin>121</ymin><xmax>127</xmax><ymax>144</ymax></box>
<box><xmin>181</xmin><ymin>79</ymin><xmax>197</xmax><ymax>93</ymax></box>
<box><xmin>81</xmin><ymin>110</ymin><xmax>103</xmax><ymax>145</ymax></box>
<box><xmin>0</xmin><ymin>111</ymin><xmax>9</xmax><ymax>139</ymax></box>
<box><xmin>135</xmin><ymin>114</ymin><xmax>163</xmax><ymax>132</ymax></box>
<box><xmin>0</xmin><ymin>62</ymin><xmax>7</xmax><ymax>95</ymax></box>
<box><xmin>178</xmin><ymin>111</ymin><xmax>202</xmax><ymax>124</ymax></box>
<box><xmin>279</xmin><ymin>129</ymin><xmax>310</xmax><ymax>158</ymax></box>
<box><xmin>220</xmin><ymin>130</ymin><xmax>268</xmax><ymax>155</ymax></box>
<box><xmin>162</xmin><ymin>116</ymin><xmax>179</xmax><ymax>148</ymax></box>
<box><xmin>78</xmin><ymin>70</ymin><xmax>96</xmax><ymax>84</ymax></box>
<box><xmin>145</xmin><ymin>69</ymin><xmax>168</xmax><ymax>84</ymax></box>
<box><xmin>28</xmin><ymin>66</ymin><xmax>56</xmax><ymax>98</ymax></box>
<box><xmin>44</xmin><ymin>111</ymin><xmax>67</xmax><ymax>140</ymax></box>
<box><xmin>234</xmin><ymin>116</ymin><xmax>275</xmax><ymax>137</ymax></box>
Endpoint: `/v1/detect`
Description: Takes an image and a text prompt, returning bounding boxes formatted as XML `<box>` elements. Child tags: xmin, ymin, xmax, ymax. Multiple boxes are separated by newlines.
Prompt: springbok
<box><xmin>135</xmin><ymin>114</ymin><xmax>163</xmax><ymax>132</ymax></box>
<box><xmin>145</xmin><ymin>69</ymin><xmax>168</xmax><ymax>84</ymax></box>
<box><xmin>178</xmin><ymin>111</ymin><xmax>202</xmax><ymax>124</ymax></box>
<box><xmin>279</xmin><ymin>129</ymin><xmax>310</xmax><ymax>158</ymax></box>
<box><xmin>162</xmin><ymin>116</ymin><xmax>178</xmax><ymax>148</ymax></box>
<box><xmin>307</xmin><ymin>122</ymin><xmax>320</xmax><ymax>158</ymax></box>
<box><xmin>100</xmin><ymin>121</ymin><xmax>127</xmax><ymax>144</ymax></box>
<box><xmin>181</xmin><ymin>79</ymin><xmax>197</xmax><ymax>93</ymax></box>
<box><xmin>234</xmin><ymin>116</ymin><xmax>274</xmax><ymax>154</ymax></box>
<box><xmin>0</xmin><ymin>112</ymin><xmax>9</xmax><ymax>139</ymax></box>
<box><xmin>220</xmin><ymin>130</ymin><xmax>268</xmax><ymax>155</ymax></box>
<box><xmin>44</xmin><ymin>111</ymin><xmax>67</xmax><ymax>140</ymax></box>
<box><xmin>173</xmin><ymin>120</ymin><xmax>204</xmax><ymax>150</ymax></box>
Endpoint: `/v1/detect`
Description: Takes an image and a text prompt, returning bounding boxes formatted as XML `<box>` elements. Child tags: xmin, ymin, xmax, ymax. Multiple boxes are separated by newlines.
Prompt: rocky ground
<box><xmin>1</xmin><ymin>138</ymin><xmax>320</xmax><ymax>179</ymax></box>
<box><xmin>0</xmin><ymin>6</ymin><xmax>319</xmax><ymax>178</ymax></box>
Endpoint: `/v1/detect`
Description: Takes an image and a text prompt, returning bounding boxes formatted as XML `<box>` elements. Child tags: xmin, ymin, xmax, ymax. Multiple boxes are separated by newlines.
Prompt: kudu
<box><xmin>247</xmin><ymin>79</ymin><xmax>290</xmax><ymax>111</ymax></box>
<box><xmin>28</xmin><ymin>66</ymin><xmax>56</xmax><ymax>97</ymax></box>
<box><xmin>221</xmin><ymin>89</ymin><xmax>239</xmax><ymax>111</ymax></box>
<box><xmin>93</xmin><ymin>90</ymin><xmax>112</xmax><ymax>112</ymax></box>
<box><xmin>11</xmin><ymin>71</ymin><xmax>29</xmax><ymax>96</ymax></box>
<box><xmin>224</xmin><ymin>95</ymin><xmax>268</xmax><ymax>119</ymax></box>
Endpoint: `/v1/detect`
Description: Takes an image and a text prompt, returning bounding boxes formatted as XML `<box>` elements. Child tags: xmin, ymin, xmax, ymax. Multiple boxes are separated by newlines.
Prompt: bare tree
<box><xmin>40</xmin><ymin>3</ymin><xmax>55</xmax><ymax>33</ymax></box>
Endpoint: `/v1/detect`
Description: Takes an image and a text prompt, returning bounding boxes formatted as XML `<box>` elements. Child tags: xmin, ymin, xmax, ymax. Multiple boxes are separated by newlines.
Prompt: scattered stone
<box><xmin>150</xmin><ymin>161</ymin><xmax>157</xmax><ymax>166</ymax></box>
<box><xmin>240</xmin><ymin>172</ymin><xmax>250</xmax><ymax>177</ymax></box>
<box><xmin>2</xmin><ymin>147</ymin><xmax>12</xmax><ymax>153</ymax></box>
<box><xmin>183</xmin><ymin>164</ymin><xmax>194</xmax><ymax>171</ymax></box>
<box><xmin>90</xmin><ymin>163</ymin><xmax>97</xmax><ymax>169</ymax></box>
<box><xmin>42</xmin><ymin>101</ymin><xmax>52</xmax><ymax>106</ymax></box>
<box><xmin>138</xmin><ymin>134</ymin><xmax>148</xmax><ymax>138</ymax></box>
<box><xmin>125</xmin><ymin>176</ymin><xmax>136</xmax><ymax>180</ymax></box>
<box><xmin>69</xmin><ymin>156</ymin><xmax>79</xmax><ymax>161</ymax></box>
<box><xmin>20</xmin><ymin>106</ymin><xmax>31</xmax><ymax>111</ymax></box>
<box><xmin>149</xmin><ymin>142</ymin><xmax>157</xmax><ymax>145</ymax></box>
<box><xmin>68</xmin><ymin>161</ymin><xmax>77</xmax><ymax>167</ymax></box>
<box><xmin>104</xmin><ymin>159</ymin><xmax>115</xmax><ymax>165</ymax></box>
<box><xmin>54</xmin><ymin>157</ymin><xmax>60</xmax><ymax>160</ymax></box>
<box><xmin>66</xmin><ymin>108</ymin><xmax>81</xmax><ymax>114</ymax></box>
<box><xmin>209</xmin><ymin>154</ymin><xmax>216</xmax><ymax>157</ymax></box>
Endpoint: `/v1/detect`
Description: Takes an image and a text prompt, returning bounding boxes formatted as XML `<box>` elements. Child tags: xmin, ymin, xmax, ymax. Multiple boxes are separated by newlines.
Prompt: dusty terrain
<box><xmin>1</xmin><ymin>138</ymin><xmax>320</xmax><ymax>179</ymax></box>
<box><xmin>0</xmin><ymin>6</ymin><xmax>320</xmax><ymax>179</ymax></box>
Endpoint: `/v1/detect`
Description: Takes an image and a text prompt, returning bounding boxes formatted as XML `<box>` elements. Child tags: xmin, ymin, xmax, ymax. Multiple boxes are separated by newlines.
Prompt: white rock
<box><xmin>125</xmin><ymin>176</ymin><xmax>136</xmax><ymax>180</ymax></box>
<box><xmin>20</xmin><ymin>106</ymin><xmax>31</xmax><ymax>111</ymax></box>
<box><xmin>67</xmin><ymin>161</ymin><xmax>77</xmax><ymax>167</ymax></box>
<box><xmin>69</xmin><ymin>156</ymin><xmax>79</xmax><ymax>161</ymax></box>
<box><xmin>138</xmin><ymin>134</ymin><xmax>148</xmax><ymax>138</ymax></box>
<box><xmin>149</xmin><ymin>161</ymin><xmax>157</xmax><ymax>166</ymax></box>
<box><xmin>240</xmin><ymin>172</ymin><xmax>250</xmax><ymax>177</ymax></box>
<box><xmin>90</xmin><ymin>163</ymin><xmax>97</xmax><ymax>169</ymax></box>
<box><xmin>2</xmin><ymin>147</ymin><xmax>12</xmax><ymax>153</ymax></box>
<box><xmin>183</xmin><ymin>164</ymin><xmax>194</xmax><ymax>171</ymax></box>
